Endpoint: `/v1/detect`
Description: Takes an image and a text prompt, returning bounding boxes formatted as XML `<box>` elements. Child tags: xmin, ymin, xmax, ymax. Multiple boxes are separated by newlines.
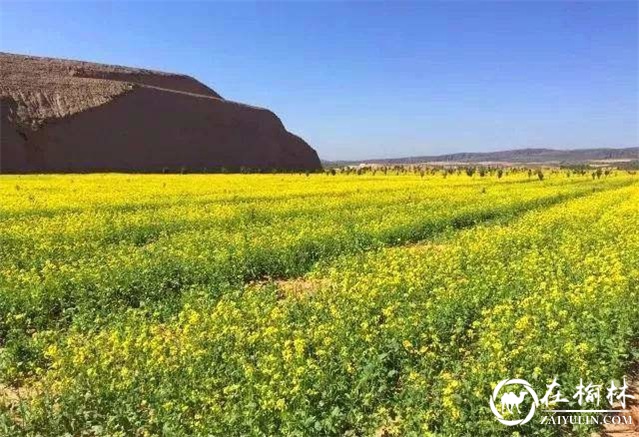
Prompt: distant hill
<box><xmin>324</xmin><ymin>147</ymin><xmax>639</xmax><ymax>166</ymax></box>
<box><xmin>0</xmin><ymin>52</ymin><xmax>321</xmax><ymax>173</ymax></box>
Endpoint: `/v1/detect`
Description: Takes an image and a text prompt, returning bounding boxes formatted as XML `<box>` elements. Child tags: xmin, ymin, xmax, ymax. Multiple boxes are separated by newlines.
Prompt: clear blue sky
<box><xmin>1</xmin><ymin>1</ymin><xmax>637</xmax><ymax>160</ymax></box>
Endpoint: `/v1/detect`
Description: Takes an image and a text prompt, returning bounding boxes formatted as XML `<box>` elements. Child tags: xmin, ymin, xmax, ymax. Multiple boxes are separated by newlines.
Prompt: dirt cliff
<box><xmin>0</xmin><ymin>53</ymin><xmax>321</xmax><ymax>172</ymax></box>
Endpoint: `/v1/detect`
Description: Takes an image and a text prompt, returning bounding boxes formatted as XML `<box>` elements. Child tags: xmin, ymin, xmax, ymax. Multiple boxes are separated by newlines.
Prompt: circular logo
<box><xmin>489</xmin><ymin>378</ymin><xmax>539</xmax><ymax>426</ymax></box>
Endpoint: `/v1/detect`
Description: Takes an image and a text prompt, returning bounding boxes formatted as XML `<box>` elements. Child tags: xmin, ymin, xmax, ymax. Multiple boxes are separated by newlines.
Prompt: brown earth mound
<box><xmin>0</xmin><ymin>52</ymin><xmax>321</xmax><ymax>172</ymax></box>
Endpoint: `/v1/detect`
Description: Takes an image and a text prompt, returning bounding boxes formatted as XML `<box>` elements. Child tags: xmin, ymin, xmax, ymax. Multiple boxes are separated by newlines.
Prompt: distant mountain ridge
<box><xmin>325</xmin><ymin>147</ymin><xmax>639</xmax><ymax>166</ymax></box>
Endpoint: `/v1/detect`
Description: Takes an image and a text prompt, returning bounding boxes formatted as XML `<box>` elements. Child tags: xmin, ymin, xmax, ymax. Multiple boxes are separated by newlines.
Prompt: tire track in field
<box><xmin>266</xmin><ymin>181</ymin><xmax>637</xmax><ymax>299</ymax></box>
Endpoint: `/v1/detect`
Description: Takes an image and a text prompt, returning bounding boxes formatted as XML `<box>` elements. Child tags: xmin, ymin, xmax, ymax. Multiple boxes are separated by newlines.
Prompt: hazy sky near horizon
<box><xmin>1</xmin><ymin>1</ymin><xmax>637</xmax><ymax>160</ymax></box>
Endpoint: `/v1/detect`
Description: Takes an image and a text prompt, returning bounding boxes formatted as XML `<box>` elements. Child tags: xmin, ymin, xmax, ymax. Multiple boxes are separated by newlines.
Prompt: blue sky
<box><xmin>1</xmin><ymin>1</ymin><xmax>637</xmax><ymax>160</ymax></box>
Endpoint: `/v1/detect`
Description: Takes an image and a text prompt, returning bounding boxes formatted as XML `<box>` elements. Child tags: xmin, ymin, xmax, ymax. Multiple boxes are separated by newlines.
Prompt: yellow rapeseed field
<box><xmin>1</xmin><ymin>170</ymin><xmax>637</xmax><ymax>436</ymax></box>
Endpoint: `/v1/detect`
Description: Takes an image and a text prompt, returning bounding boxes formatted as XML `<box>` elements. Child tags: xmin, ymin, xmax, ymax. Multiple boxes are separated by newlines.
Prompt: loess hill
<box><xmin>0</xmin><ymin>52</ymin><xmax>321</xmax><ymax>173</ymax></box>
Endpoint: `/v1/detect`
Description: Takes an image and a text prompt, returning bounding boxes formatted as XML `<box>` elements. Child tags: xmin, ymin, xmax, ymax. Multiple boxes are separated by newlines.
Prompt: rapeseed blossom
<box><xmin>0</xmin><ymin>172</ymin><xmax>637</xmax><ymax>435</ymax></box>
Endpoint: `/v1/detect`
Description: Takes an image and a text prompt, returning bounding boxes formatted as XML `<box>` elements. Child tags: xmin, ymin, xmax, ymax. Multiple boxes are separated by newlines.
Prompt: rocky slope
<box><xmin>0</xmin><ymin>53</ymin><xmax>321</xmax><ymax>172</ymax></box>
